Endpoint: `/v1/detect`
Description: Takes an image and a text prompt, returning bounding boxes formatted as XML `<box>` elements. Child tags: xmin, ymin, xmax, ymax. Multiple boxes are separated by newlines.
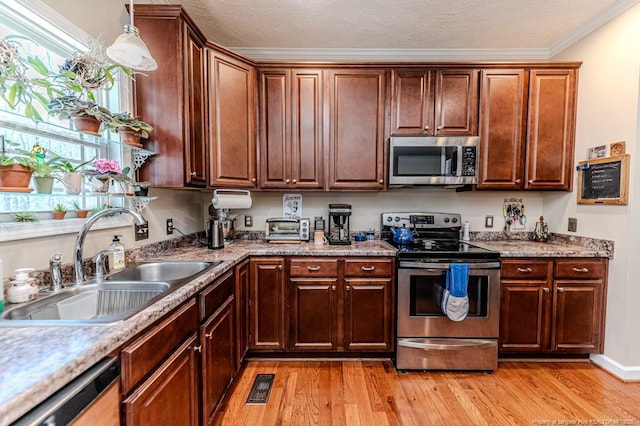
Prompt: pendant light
<box><xmin>106</xmin><ymin>0</ymin><xmax>157</xmax><ymax>71</ymax></box>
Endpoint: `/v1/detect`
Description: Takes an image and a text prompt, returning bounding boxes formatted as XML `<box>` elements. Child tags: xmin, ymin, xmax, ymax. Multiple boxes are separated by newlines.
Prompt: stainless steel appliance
<box><xmin>388</xmin><ymin>136</ymin><xmax>479</xmax><ymax>187</ymax></box>
<box><xmin>381</xmin><ymin>212</ymin><xmax>500</xmax><ymax>371</ymax></box>
<box><xmin>265</xmin><ymin>217</ymin><xmax>310</xmax><ymax>242</ymax></box>
<box><xmin>328</xmin><ymin>204</ymin><xmax>351</xmax><ymax>245</ymax></box>
<box><xmin>208</xmin><ymin>218</ymin><xmax>224</xmax><ymax>249</ymax></box>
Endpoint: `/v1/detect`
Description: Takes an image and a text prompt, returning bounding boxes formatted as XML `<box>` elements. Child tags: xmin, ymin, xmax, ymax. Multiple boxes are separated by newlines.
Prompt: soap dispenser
<box><xmin>108</xmin><ymin>235</ymin><xmax>126</xmax><ymax>271</ymax></box>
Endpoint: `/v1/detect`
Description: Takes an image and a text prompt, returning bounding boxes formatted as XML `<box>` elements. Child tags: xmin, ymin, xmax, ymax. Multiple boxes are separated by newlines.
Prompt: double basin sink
<box><xmin>0</xmin><ymin>261</ymin><xmax>222</xmax><ymax>325</ymax></box>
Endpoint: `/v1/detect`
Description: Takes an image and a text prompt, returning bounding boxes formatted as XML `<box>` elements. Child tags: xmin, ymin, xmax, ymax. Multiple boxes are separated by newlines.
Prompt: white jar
<box><xmin>7</xmin><ymin>281</ymin><xmax>33</xmax><ymax>303</ymax></box>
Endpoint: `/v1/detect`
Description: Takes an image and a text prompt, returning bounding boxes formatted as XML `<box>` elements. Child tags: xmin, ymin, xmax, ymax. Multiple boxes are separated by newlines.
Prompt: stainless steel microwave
<box><xmin>388</xmin><ymin>136</ymin><xmax>480</xmax><ymax>187</ymax></box>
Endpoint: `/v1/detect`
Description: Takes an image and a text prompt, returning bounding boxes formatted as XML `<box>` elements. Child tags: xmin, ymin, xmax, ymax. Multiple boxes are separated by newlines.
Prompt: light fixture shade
<box><xmin>106</xmin><ymin>26</ymin><xmax>157</xmax><ymax>71</ymax></box>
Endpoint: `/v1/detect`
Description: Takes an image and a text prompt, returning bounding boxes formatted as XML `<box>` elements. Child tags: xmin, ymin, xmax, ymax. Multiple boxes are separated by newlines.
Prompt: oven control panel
<box><xmin>381</xmin><ymin>212</ymin><xmax>462</xmax><ymax>229</ymax></box>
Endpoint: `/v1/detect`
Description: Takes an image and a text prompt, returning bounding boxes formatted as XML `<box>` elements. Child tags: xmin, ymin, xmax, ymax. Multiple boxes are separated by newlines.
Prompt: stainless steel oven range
<box><xmin>381</xmin><ymin>212</ymin><xmax>501</xmax><ymax>371</ymax></box>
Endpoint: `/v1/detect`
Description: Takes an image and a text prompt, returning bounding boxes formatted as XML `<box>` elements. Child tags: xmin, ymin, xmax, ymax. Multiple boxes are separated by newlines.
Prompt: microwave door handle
<box><xmin>441</xmin><ymin>147</ymin><xmax>446</xmax><ymax>175</ymax></box>
<box><xmin>456</xmin><ymin>147</ymin><xmax>462</xmax><ymax>176</ymax></box>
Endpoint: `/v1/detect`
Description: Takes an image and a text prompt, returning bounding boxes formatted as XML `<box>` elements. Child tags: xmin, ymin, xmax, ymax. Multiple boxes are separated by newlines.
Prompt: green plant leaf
<box><xmin>27</xmin><ymin>56</ymin><xmax>50</xmax><ymax>76</ymax></box>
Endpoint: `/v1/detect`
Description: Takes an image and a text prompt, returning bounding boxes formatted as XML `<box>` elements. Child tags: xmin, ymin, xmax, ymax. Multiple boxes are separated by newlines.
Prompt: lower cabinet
<box><xmin>499</xmin><ymin>257</ymin><xmax>608</xmax><ymax>355</ymax></box>
<box><xmin>250</xmin><ymin>256</ymin><xmax>394</xmax><ymax>354</ymax></box>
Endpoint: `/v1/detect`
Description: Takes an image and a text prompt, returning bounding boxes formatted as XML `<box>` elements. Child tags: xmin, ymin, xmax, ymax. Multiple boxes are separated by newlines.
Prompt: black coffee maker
<box><xmin>328</xmin><ymin>204</ymin><xmax>351</xmax><ymax>245</ymax></box>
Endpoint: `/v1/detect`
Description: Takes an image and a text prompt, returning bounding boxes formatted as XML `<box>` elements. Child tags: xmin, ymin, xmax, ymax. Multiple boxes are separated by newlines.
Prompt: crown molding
<box><xmin>550</xmin><ymin>0</ymin><xmax>640</xmax><ymax>57</ymax></box>
<box><xmin>227</xmin><ymin>47</ymin><xmax>552</xmax><ymax>63</ymax></box>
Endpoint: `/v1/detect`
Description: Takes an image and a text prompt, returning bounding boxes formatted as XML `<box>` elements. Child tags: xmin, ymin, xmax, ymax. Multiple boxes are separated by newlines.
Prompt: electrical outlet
<box><xmin>485</xmin><ymin>215</ymin><xmax>494</xmax><ymax>228</ymax></box>
<box><xmin>166</xmin><ymin>218</ymin><xmax>174</xmax><ymax>235</ymax></box>
<box><xmin>135</xmin><ymin>221</ymin><xmax>149</xmax><ymax>241</ymax></box>
<box><xmin>244</xmin><ymin>215</ymin><xmax>253</xmax><ymax>227</ymax></box>
<box><xmin>568</xmin><ymin>217</ymin><xmax>577</xmax><ymax>232</ymax></box>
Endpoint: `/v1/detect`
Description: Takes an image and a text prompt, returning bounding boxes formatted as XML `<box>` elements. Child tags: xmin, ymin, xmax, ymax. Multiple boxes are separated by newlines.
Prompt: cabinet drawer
<box><xmin>501</xmin><ymin>259</ymin><xmax>550</xmax><ymax>280</ymax></box>
<box><xmin>289</xmin><ymin>258</ymin><xmax>338</xmax><ymax>277</ymax></box>
<box><xmin>554</xmin><ymin>259</ymin><xmax>605</xmax><ymax>279</ymax></box>
<box><xmin>199</xmin><ymin>270</ymin><xmax>234</xmax><ymax>320</ymax></box>
<box><xmin>344</xmin><ymin>258</ymin><xmax>394</xmax><ymax>277</ymax></box>
<box><xmin>121</xmin><ymin>299</ymin><xmax>198</xmax><ymax>394</ymax></box>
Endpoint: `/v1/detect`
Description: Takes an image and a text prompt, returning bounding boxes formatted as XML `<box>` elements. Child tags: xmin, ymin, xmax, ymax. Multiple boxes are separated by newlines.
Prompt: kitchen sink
<box><xmin>0</xmin><ymin>260</ymin><xmax>223</xmax><ymax>326</ymax></box>
<box><xmin>105</xmin><ymin>261</ymin><xmax>221</xmax><ymax>283</ymax></box>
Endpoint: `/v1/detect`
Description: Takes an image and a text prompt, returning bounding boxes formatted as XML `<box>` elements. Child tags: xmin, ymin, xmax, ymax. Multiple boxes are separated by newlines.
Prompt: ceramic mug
<box><xmin>313</xmin><ymin>230</ymin><xmax>328</xmax><ymax>245</ymax></box>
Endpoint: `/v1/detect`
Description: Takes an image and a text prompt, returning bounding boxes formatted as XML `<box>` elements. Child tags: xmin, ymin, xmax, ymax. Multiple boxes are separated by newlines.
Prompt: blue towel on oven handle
<box><xmin>441</xmin><ymin>263</ymin><xmax>470</xmax><ymax>321</ymax></box>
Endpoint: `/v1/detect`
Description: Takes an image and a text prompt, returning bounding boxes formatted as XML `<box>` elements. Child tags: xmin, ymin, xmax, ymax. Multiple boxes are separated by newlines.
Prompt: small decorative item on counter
<box><xmin>366</xmin><ymin>228</ymin><xmax>375</xmax><ymax>241</ymax></box>
<box><xmin>354</xmin><ymin>232</ymin><xmax>366</xmax><ymax>242</ymax></box>
<box><xmin>533</xmin><ymin>216</ymin><xmax>550</xmax><ymax>242</ymax></box>
<box><xmin>7</xmin><ymin>268</ymin><xmax>37</xmax><ymax>303</ymax></box>
<box><xmin>462</xmin><ymin>222</ymin><xmax>470</xmax><ymax>241</ymax></box>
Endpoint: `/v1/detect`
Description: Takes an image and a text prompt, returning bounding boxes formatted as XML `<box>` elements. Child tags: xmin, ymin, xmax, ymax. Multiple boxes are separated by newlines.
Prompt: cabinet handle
<box><xmin>307</xmin><ymin>266</ymin><xmax>321</xmax><ymax>271</ymax></box>
<box><xmin>205</xmin><ymin>332</ymin><xmax>213</xmax><ymax>339</ymax></box>
<box><xmin>572</xmin><ymin>267</ymin><xmax>589</xmax><ymax>273</ymax></box>
<box><xmin>285</xmin><ymin>178</ymin><xmax>290</xmax><ymax>183</ymax></box>
<box><xmin>557</xmin><ymin>287</ymin><xmax>564</xmax><ymax>293</ymax></box>
<box><xmin>277</xmin><ymin>265</ymin><xmax>283</xmax><ymax>271</ymax></box>
<box><xmin>193</xmin><ymin>345</ymin><xmax>202</xmax><ymax>353</ymax></box>
<box><xmin>543</xmin><ymin>287</ymin><xmax>550</xmax><ymax>293</ymax></box>
<box><xmin>292</xmin><ymin>179</ymin><xmax>297</xmax><ymax>184</ymax></box>
<box><xmin>515</xmin><ymin>179</ymin><xmax>521</xmax><ymax>184</ymax></box>
<box><xmin>251</xmin><ymin>178</ymin><xmax>257</xmax><ymax>183</ymax></box>
<box><xmin>331</xmin><ymin>285</ymin><xmax>336</xmax><ymax>291</ymax></box>
<box><xmin>361</xmin><ymin>266</ymin><xmax>375</xmax><ymax>272</ymax></box>
<box><xmin>517</xmin><ymin>267</ymin><xmax>533</xmax><ymax>272</ymax></box>
<box><xmin>528</xmin><ymin>180</ymin><xmax>533</xmax><ymax>184</ymax></box>
<box><xmin>436</xmin><ymin>125</ymin><xmax>443</xmax><ymax>130</ymax></box>
<box><xmin>379</xmin><ymin>179</ymin><xmax>384</xmax><ymax>184</ymax></box>
<box><xmin>345</xmin><ymin>285</ymin><xmax>351</xmax><ymax>291</ymax></box>
<box><xmin>424</xmin><ymin>126</ymin><xmax>430</xmax><ymax>131</ymax></box>
<box><xmin>190</xmin><ymin>171</ymin><xmax>197</xmax><ymax>177</ymax></box>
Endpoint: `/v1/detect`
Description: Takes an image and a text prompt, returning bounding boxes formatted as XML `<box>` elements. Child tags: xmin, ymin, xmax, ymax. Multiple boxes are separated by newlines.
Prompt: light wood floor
<box><xmin>216</xmin><ymin>360</ymin><xmax>640</xmax><ymax>426</ymax></box>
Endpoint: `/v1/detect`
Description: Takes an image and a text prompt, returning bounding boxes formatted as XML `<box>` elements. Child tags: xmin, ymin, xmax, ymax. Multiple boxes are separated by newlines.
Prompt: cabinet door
<box><xmin>124</xmin><ymin>334</ymin><xmax>199</xmax><ymax>426</ymax></box>
<box><xmin>249</xmin><ymin>258</ymin><xmax>285</xmax><ymax>350</ymax></box>
<box><xmin>326</xmin><ymin>69</ymin><xmax>386</xmax><ymax>190</ymax></box>
<box><xmin>184</xmin><ymin>26</ymin><xmax>207</xmax><ymax>186</ymax></box>
<box><xmin>289</xmin><ymin>278</ymin><xmax>338</xmax><ymax>351</ymax></box>
<box><xmin>201</xmin><ymin>297</ymin><xmax>235</xmax><ymax>425</ymax></box>
<box><xmin>499</xmin><ymin>282</ymin><xmax>551</xmax><ymax>353</ymax></box>
<box><xmin>390</xmin><ymin>69</ymin><xmax>433</xmax><ymax>135</ymax></box>
<box><xmin>235</xmin><ymin>259</ymin><xmax>250</xmax><ymax>371</ymax></box>
<box><xmin>551</xmin><ymin>280</ymin><xmax>603</xmax><ymax>353</ymax></box>
<box><xmin>343</xmin><ymin>278</ymin><xmax>393</xmax><ymax>351</ymax></box>
<box><xmin>208</xmin><ymin>51</ymin><xmax>256</xmax><ymax>188</ymax></box>
<box><xmin>434</xmin><ymin>69</ymin><xmax>479</xmax><ymax>136</ymax></box>
<box><xmin>525</xmin><ymin>69</ymin><xmax>577</xmax><ymax>190</ymax></box>
<box><xmin>477</xmin><ymin>69</ymin><xmax>528</xmax><ymax>189</ymax></box>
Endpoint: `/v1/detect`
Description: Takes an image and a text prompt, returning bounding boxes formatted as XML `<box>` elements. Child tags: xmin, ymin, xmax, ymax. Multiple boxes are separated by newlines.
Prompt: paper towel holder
<box><xmin>212</xmin><ymin>189</ymin><xmax>252</xmax><ymax>210</ymax></box>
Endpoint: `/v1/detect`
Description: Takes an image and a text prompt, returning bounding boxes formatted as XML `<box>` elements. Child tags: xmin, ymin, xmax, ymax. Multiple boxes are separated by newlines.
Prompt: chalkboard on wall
<box><xmin>577</xmin><ymin>154</ymin><xmax>629</xmax><ymax>205</ymax></box>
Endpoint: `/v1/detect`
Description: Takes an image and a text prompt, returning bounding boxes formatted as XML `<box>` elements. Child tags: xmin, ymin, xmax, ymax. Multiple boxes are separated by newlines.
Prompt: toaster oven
<box><xmin>265</xmin><ymin>218</ymin><xmax>310</xmax><ymax>242</ymax></box>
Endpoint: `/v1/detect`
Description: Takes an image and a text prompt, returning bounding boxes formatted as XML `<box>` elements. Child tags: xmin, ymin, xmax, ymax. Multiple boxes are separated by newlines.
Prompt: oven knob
<box><xmin>394</xmin><ymin>216</ymin><xmax>400</xmax><ymax>222</ymax></box>
<box><xmin>386</xmin><ymin>217</ymin><xmax>392</xmax><ymax>222</ymax></box>
<box><xmin>444</xmin><ymin>218</ymin><xmax>450</xmax><ymax>223</ymax></box>
<box><xmin>451</xmin><ymin>217</ymin><xmax>458</xmax><ymax>223</ymax></box>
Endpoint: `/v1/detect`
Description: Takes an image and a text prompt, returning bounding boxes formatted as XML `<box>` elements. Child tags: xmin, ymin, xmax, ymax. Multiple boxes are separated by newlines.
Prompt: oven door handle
<box><xmin>397</xmin><ymin>338</ymin><xmax>497</xmax><ymax>350</ymax></box>
<box><xmin>398</xmin><ymin>261</ymin><xmax>500</xmax><ymax>270</ymax></box>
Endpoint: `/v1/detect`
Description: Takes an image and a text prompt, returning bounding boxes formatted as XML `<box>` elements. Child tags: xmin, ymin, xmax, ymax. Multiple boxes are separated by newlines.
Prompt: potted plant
<box><xmin>83</xmin><ymin>158</ymin><xmax>135</xmax><ymax>193</ymax></box>
<box><xmin>104</xmin><ymin>112</ymin><xmax>153</xmax><ymax>147</ymax></box>
<box><xmin>47</xmin><ymin>95</ymin><xmax>111</xmax><ymax>135</ymax></box>
<box><xmin>0</xmin><ymin>136</ymin><xmax>37</xmax><ymax>191</ymax></box>
<box><xmin>133</xmin><ymin>181</ymin><xmax>151</xmax><ymax>196</ymax></box>
<box><xmin>12</xmin><ymin>211</ymin><xmax>38</xmax><ymax>222</ymax></box>
<box><xmin>51</xmin><ymin>202</ymin><xmax>67</xmax><ymax>219</ymax></box>
<box><xmin>47</xmin><ymin>154</ymin><xmax>95</xmax><ymax>194</ymax></box>
<box><xmin>72</xmin><ymin>200</ymin><xmax>89</xmax><ymax>218</ymax></box>
<box><xmin>31</xmin><ymin>162</ymin><xmax>55</xmax><ymax>193</ymax></box>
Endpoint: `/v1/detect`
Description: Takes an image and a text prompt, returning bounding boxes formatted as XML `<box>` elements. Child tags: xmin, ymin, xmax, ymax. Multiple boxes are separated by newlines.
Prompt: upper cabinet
<box><xmin>133</xmin><ymin>6</ymin><xmax>207</xmax><ymax>188</ymax></box>
<box><xmin>258</xmin><ymin>69</ymin><xmax>324</xmax><ymax>190</ymax></box>
<box><xmin>390</xmin><ymin>69</ymin><xmax>479</xmax><ymax>136</ymax></box>
<box><xmin>326</xmin><ymin>69</ymin><xmax>387</xmax><ymax>190</ymax></box>
<box><xmin>207</xmin><ymin>50</ymin><xmax>257</xmax><ymax>188</ymax></box>
<box><xmin>478</xmin><ymin>67</ymin><xmax>577</xmax><ymax>190</ymax></box>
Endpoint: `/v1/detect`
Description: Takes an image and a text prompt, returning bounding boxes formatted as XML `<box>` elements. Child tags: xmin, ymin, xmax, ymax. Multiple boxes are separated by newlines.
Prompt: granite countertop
<box><xmin>0</xmin><ymin>239</ymin><xmax>395</xmax><ymax>425</ymax></box>
<box><xmin>0</xmin><ymin>236</ymin><xmax>611</xmax><ymax>424</ymax></box>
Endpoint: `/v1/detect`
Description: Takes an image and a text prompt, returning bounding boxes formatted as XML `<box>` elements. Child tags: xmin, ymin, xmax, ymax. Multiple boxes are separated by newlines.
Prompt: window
<box><xmin>0</xmin><ymin>0</ymin><xmax>134</xmax><ymax>240</ymax></box>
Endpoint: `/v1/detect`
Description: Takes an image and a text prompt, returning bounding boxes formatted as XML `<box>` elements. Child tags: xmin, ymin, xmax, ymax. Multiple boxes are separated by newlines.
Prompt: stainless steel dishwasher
<box><xmin>13</xmin><ymin>357</ymin><xmax>120</xmax><ymax>425</ymax></box>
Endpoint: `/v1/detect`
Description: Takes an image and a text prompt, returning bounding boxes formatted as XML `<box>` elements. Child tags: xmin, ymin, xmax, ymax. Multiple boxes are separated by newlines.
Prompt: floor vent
<box><xmin>246</xmin><ymin>374</ymin><xmax>275</xmax><ymax>404</ymax></box>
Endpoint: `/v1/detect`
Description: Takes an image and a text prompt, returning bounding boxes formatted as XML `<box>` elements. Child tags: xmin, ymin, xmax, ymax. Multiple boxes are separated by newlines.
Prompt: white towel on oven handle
<box><xmin>441</xmin><ymin>290</ymin><xmax>469</xmax><ymax>322</ymax></box>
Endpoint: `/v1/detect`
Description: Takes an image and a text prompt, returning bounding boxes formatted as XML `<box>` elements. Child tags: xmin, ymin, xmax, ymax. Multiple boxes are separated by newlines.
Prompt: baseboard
<box><xmin>590</xmin><ymin>354</ymin><xmax>640</xmax><ymax>382</ymax></box>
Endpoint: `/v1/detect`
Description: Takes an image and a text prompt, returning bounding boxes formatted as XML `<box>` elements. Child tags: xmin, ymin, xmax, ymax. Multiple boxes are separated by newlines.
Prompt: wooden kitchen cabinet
<box><xmin>207</xmin><ymin>49</ymin><xmax>257</xmax><ymax>188</ymax></box>
<box><xmin>122</xmin><ymin>299</ymin><xmax>200</xmax><ymax>425</ymax></box>
<box><xmin>499</xmin><ymin>258</ymin><xmax>607</xmax><ymax>355</ymax></box>
<box><xmin>326</xmin><ymin>69</ymin><xmax>387</xmax><ymax>190</ymax></box>
<box><xmin>288</xmin><ymin>257</ymin><xmax>394</xmax><ymax>353</ymax></box>
<box><xmin>235</xmin><ymin>259</ymin><xmax>250</xmax><ymax>371</ymax></box>
<box><xmin>249</xmin><ymin>257</ymin><xmax>286</xmax><ymax>351</ymax></box>
<box><xmin>133</xmin><ymin>6</ymin><xmax>207</xmax><ymax>188</ymax></box>
<box><xmin>258</xmin><ymin>68</ymin><xmax>324</xmax><ymax>190</ymax></box>
<box><xmin>478</xmin><ymin>67</ymin><xmax>577</xmax><ymax>190</ymax></box>
<box><xmin>477</xmin><ymin>69</ymin><xmax>528</xmax><ymax>189</ymax></box>
<box><xmin>390</xmin><ymin>68</ymin><xmax>479</xmax><ymax>136</ymax></box>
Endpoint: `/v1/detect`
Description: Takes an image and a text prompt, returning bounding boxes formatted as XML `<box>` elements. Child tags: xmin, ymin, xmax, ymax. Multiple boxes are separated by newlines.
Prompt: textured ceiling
<box><xmin>147</xmin><ymin>0</ymin><xmax>638</xmax><ymax>60</ymax></box>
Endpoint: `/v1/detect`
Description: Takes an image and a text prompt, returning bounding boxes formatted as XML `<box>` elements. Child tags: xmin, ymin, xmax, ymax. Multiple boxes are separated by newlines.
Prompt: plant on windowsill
<box><xmin>51</xmin><ymin>202</ymin><xmax>67</xmax><ymax>220</ymax></box>
<box><xmin>47</xmin><ymin>95</ymin><xmax>111</xmax><ymax>135</ymax></box>
<box><xmin>72</xmin><ymin>200</ymin><xmax>89</xmax><ymax>218</ymax></box>
<box><xmin>133</xmin><ymin>181</ymin><xmax>150</xmax><ymax>196</ymax></box>
<box><xmin>0</xmin><ymin>137</ymin><xmax>37</xmax><ymax>191</ymax></box>
<box><xmin>12</xmin><ymin>211</ymin><xmax>38</xmax><ymax>222</ymax></box>
<box><xmin>82</xmin><ymin>158</ymin><xmax>136</xmax><ymax>193</ymax></box>
<box><xmin>104</xmin><ymin>112</ymin><xmax>153</xmax><ymax>148</ymax></box>
<box><xmin>48</xmin><ymin>155</ymin><xmax>95</xmax><ymax>194</ymax></box>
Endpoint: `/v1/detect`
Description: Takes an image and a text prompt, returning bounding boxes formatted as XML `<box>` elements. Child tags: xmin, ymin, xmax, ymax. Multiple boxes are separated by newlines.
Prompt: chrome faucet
<box><xmin>73</xmin><ymin>207</ymin><xmax>146</xmax><ymax>285</ymax></box>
